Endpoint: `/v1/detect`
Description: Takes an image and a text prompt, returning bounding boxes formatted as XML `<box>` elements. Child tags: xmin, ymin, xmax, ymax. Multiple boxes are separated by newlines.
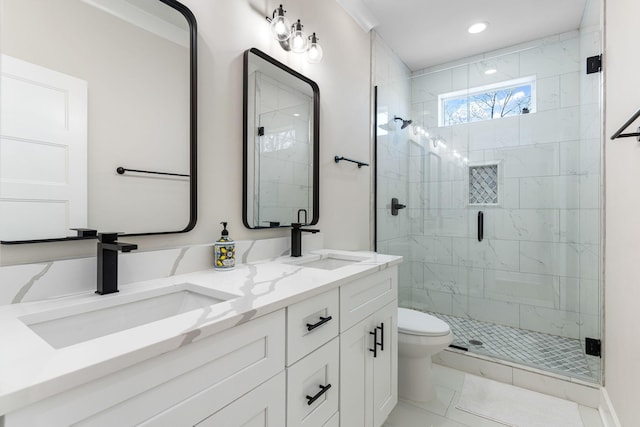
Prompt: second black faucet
<box><xmin>291</xmin><ymin>223</ymin><xmax>319</xmax><ymax>257</ymax></box>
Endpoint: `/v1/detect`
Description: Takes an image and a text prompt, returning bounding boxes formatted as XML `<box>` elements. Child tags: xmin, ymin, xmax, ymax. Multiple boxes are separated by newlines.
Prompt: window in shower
<box><xmin>439</xmin><ymin>76</ymin><xmax>536</xmax><ymax>126</ymax></box>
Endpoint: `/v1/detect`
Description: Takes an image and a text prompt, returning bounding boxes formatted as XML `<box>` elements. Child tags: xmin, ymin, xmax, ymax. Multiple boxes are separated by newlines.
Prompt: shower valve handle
<box><xmin>391</xmin><ymin>198</ymin><xmax>406</xmax><ymax>216</ymax></box>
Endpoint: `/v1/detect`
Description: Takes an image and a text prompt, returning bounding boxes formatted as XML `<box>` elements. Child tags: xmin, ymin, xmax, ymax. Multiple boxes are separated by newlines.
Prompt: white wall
<box><xmin>604</xmin><ymin>0</ymin><xmax>640</xmax><ymax>424</ymax></box>
<box><xmin>0</xmin><ymin>0</ymin><xmax>371</xmax><ymax>265</ymax></box>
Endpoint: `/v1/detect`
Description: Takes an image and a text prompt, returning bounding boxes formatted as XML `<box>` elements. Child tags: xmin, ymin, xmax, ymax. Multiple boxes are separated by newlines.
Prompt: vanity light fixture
<box><xmin>268</xmin><ymin>4</ymin><xmax>291</xmax><ymax>42</ymax></box>
<box><xmin>468</xmin><ymin>21</ymin><xmax>488</xmax><ymax>34</ymax></box>
<box><xmin>306</xmin><ymin>33</ymin><xmax>323</xmax><ymax>63</ymax></box>
<box><xmin>291</xmin><ymin>20</ymin><xmax>309</xmax><ymax>53</ymax></box>
<box><xmin>265</xmin><ymin>5</ymin><xmax>323</xmax><ymax>63</ymax></box>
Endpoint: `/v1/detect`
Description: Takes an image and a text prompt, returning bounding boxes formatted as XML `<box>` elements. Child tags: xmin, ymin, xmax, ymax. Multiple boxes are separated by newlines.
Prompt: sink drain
<box><xmin>469</xmin><ymin>339</ymin><xmax>483</xmax><ymax>346</ymax></box>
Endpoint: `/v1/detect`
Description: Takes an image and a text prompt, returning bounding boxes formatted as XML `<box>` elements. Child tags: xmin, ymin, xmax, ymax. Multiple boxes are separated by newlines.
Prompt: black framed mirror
<box><xmin>243</xmin><ymin>48</ymin><xmax>319</xmax><ymax>229</ymax></box>
<box><xmin>0</xmin><ymin>0</ymin><xmax>197</xmax><ymax>244</ymax></box>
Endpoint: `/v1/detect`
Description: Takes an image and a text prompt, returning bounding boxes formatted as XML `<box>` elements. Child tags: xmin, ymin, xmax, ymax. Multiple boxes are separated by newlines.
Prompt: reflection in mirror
<box><xmin>243</xmin><ymin>48</ymin><xmax>319</xmax><ymax>229</ymax></box>
<box><xmin>0</xmin><ymin>0</ymin><xmax>197</xmax><ymax>243</ymax></box>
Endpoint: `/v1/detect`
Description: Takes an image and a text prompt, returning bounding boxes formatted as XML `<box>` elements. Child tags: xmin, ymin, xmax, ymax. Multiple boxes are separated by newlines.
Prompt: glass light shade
<box><xmin>291</xmin><ymin>20</ymin><xmax>308</xmax><ymax>53</ymax></box>
<box><xmin>306</xmin><ymin>35</ymin><xmax>323</xmax><ymax>63</ymax></box>
<box><xmin>270</xmin><ymin>15</ymin><xmax>291</xmax><ymax>42</ymax></box>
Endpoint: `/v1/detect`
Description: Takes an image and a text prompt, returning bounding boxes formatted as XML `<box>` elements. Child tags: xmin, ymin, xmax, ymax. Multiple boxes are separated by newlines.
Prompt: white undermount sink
<box><xmin>19</xmin><ymin>283</ymin><xmax>240</xmax><ymax>349</ymax></box>
<box><xmin>285</xmin><ymin>253</ymin><xmax>369</xmax><ymax>270</ymax></box>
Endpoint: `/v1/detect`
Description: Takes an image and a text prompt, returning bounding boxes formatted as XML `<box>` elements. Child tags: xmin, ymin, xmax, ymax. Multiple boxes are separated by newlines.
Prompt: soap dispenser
<box><xmin>214</xmin><ymin>222</ymin><xmax>235</xmax><ymax>270</ymax></box>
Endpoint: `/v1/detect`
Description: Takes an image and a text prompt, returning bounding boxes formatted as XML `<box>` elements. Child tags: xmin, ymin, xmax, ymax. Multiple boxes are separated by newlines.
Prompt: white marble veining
<box><xmin>0</xmin><ymin>248</ymin><xmax>401</xmax><ymax>415</ymax></box>
<box><xmin>0</xmin><ymin>234</ymin><xmax>324</xmax><ymax>306</ymax></box>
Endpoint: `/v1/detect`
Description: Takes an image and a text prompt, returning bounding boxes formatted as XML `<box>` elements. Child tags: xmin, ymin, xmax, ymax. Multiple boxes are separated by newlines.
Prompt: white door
<box><xmin>0</xmin><ymin>54</ymin><xmax>87</xmax><ymax>241</ymax></box>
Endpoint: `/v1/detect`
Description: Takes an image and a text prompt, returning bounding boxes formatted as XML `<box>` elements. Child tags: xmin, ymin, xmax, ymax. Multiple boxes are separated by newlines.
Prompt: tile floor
<box><xmin>428</xmin><ymin>312</ymin><xmax>601</xmax><ymax>383</ymax></box>
<box><xmin>383</xmin><ymin>364</ymin><xmax>604</xmax><ymax>427</ymax></box>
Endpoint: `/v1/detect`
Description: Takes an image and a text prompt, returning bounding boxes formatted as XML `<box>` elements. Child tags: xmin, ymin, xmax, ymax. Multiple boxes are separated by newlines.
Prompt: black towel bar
<box><xmin>611</xmin><ymin>108</ymin><xmax>640</xmax><ymax>141</ymax></box>
<box><xmin>116</xmin><ymin>167</ymin><xmax>189</xmax><ymax>178</ymax></box>
<box><xmin>334</xmin><ymin>156</ymin><xmax>369</xmax><ymax>168</ymax></box>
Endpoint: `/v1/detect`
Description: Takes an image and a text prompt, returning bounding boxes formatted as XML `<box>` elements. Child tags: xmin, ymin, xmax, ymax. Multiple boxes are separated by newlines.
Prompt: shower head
<box><xmin>394</xmin><ymin>116</ymin><xmax>413</xmax><ymax>129</ymax></box>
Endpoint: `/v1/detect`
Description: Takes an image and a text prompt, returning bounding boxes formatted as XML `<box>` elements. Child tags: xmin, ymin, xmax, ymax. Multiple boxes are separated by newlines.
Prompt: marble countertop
<box><xmin>0</xmin><ymin>249</ymin><xmax>401</xmax><ymax>415</ymax></box>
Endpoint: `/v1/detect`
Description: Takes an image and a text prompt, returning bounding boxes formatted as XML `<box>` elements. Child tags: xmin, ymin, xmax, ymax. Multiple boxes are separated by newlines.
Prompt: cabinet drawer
<box><xmin>340</xmin><ymin>267</ymin><xmax>397</xmax><ymax>332</ymax></box>
<box><xmin>287</xmin><ymin>288</ymin><xmax>339</xmax><ymax>365</ymax></box>
<box><xmin>6</xmin><ymin>310</ymin><xmax>285</xmax><ymax>427</ymax></box>
<box><xmin>287</xmin><ymin>337</ymin><xmax>339</xmax><ymax>427</ymax></box>
<box><xmin>195</xmin><ymin>371</ymin><xmax>285</xmax><ymax>427</ymax></box>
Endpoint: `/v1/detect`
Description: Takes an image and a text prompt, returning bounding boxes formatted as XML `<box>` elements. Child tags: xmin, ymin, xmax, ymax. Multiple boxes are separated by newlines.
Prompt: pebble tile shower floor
<box><xmin>427</xmin><ymin>311</ymin><xmax>601</xmax><ymax>382</ymax></box>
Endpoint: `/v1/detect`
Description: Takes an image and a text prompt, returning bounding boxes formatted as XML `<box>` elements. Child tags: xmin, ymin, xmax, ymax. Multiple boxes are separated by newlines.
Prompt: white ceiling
<box><xmin>337</xmin><ymin>0</ymin><xmax>590</xmax><ymax>71</ymax></box>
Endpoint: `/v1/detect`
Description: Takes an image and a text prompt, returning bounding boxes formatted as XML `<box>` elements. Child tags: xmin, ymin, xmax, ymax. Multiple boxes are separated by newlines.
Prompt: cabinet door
<box><xmin>195</xmin><ymin>371</ymin><xmax>285</xmax><ymax>427</ymax></box>
<box><xmin>339</xmin><ymin>315</ymin><xmax>376</xmax><ymax>427</ymax></box>
<box><xmin>372</xmin><ymin>302</ymin><xmax>398</xmax><ymax>427</ymax></box>
<box><xmin>287</xmin><ymin>338</ymin><xmax>339</xmax><ymax>427</ymax></box>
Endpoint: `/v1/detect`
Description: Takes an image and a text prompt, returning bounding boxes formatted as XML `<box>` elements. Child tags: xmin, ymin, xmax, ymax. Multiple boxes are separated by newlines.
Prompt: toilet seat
<box><xmin>398</xmin><ymin>308</ymin><xmax>451</xmax><ymax>337</ymax></box>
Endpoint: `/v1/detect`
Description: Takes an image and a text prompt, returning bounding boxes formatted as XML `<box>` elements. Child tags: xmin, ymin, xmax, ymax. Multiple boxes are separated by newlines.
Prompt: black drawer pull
<box><xmin>377</xmin><ymin>323</ymin><xmax>384</xmax><ymax>351</ymax></box>
<box><xmin>369</xmin><ymin>328</ymin><xmax>378</xmax><ymax>358</ymax></box>
<box><xmin>306</xmin><ymin>315</ymin><xmax>332</xmax><ymax>331</ymax></box>
<box><xmin>478</xmin><ymin>211</ymin><xmax>484</xmax><ymax>242</ymax></box>
<box><xmin>306</xmin><ymin>383</ymin><xmax>332</xmax><ymax>405</ymax></box>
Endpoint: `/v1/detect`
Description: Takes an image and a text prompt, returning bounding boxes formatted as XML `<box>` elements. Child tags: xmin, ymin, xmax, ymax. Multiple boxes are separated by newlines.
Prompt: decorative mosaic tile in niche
<box><xmin>469</xmin><ymin>164</ymin><xmax>498</xmax><ymax>205</ymax></box>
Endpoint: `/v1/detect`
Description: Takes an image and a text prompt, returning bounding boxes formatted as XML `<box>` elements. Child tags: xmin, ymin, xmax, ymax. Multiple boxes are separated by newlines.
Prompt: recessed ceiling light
<box><xmin>484</xmin><ymin>68</ymin><xmax>497</xmax><ymax>75</ymax></box>
<box><xmin>468</xmin><ymin>22</ymin><xmax>488</xmax><ymax>34</ymax></box>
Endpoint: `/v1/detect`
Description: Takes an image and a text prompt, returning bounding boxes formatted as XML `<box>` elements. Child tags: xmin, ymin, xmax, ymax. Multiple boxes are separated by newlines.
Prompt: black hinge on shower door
<box><xmin>585</xmin><ymin>337</ymin><xmax>601</xmax><ymax>357</ymax></box>
<box><xmin>586</xmin><ymin>55</ymin><xmax>602</xmax><ymax>74</ymax></box>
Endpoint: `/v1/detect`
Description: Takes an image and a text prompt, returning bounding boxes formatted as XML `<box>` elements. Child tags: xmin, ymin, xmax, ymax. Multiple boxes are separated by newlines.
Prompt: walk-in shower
<box><xmin>374</xmin><ymin>4</ymin><xmax>603</xmax><ymax>383</ymax></box>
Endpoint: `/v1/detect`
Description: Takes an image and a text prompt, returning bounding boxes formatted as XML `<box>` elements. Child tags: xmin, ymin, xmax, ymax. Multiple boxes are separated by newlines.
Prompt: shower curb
<box><xmin>434</xmin><ymin>347</ymin><xmax>601</xmax><ymax>408</ymax></box>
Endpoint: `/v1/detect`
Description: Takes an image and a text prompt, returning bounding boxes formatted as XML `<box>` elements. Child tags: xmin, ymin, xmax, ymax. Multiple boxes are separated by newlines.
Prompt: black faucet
<box><xmin>96</xmin><ymin>232</ymin><xmax>138</xmax><ymax>295</ymax></box>
<box><xmin>291</xmin><ymin>223</ymin><xmax>319</xmax><ymax>257</ymax></box>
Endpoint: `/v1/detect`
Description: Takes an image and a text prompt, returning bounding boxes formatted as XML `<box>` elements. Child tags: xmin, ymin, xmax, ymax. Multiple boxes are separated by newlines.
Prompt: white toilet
<box><xmin>397</xmin><ymin>308</ymin><xmax>453</xmax><ymax>402</ymax></box>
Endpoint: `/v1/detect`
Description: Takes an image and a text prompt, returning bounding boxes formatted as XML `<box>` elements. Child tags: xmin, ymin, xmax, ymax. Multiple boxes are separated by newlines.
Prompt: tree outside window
<box><xmin>439</xmin><ymin>77</ymin><xmax>535</xmax><ymax>126</ymax></box>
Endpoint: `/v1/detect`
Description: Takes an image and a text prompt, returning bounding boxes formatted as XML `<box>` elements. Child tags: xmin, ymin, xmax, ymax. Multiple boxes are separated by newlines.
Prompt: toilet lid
<box><xmin>398</xmin><ymin>308</ymin><xmax>451</xmax><ymax>337</ymax></box>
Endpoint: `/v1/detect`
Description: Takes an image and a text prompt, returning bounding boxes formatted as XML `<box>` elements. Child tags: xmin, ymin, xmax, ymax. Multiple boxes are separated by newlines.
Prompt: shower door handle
<box><xmin>477</xmin><ymin>211</ymin><xmax>484</xmax><ymax>242</ymax></box>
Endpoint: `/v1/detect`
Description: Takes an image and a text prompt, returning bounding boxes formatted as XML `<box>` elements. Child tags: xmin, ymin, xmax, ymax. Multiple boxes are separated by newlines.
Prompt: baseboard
<box><xmin>599</xmin><ymin>388</ymin><xmax>622</xmax><ymax>427</ymax></box>
<box><xmin>434</xmin><ymin>348</ymin><xmax>601</xmax><ymax>408</ymax></box>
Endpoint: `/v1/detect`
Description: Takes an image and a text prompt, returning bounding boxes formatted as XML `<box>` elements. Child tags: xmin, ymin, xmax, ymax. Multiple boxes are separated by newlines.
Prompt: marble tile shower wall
<box><xmin>372</xmin><ymin>32</ymin><xmax>413</xmax><ymax>308</ymax></box>
<box><xmin>407</xmin><ymin>29</ymin><xmax>602</xmax><ymax>342</ymax></box>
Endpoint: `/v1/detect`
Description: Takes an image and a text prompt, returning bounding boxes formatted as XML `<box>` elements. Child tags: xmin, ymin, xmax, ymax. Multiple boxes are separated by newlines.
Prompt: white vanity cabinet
<box><xmin>339</xmin><ymin>268</ymin><xmax>398</xmax><ymax>427</ymax></box>
<box><xmin>4</xmin><ymin>310</ymin><xmax>286</xmax><ymax>427</ymax></box>
<box><xmin>3</xmin><ymin>263</ymin><xmax>399</xmax><ymax>427</ymax></box>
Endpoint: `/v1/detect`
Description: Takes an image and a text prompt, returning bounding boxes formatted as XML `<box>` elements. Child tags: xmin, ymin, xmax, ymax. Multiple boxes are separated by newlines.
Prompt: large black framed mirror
<box><xmin>243</xmin><ymin>48</ymin><xmax>319</xmax><ymax>229</ymax></box>
<box><xmin>0</xmin><ymin>0</ymin><xmax>197</xmax><ymax>244</ymax></box>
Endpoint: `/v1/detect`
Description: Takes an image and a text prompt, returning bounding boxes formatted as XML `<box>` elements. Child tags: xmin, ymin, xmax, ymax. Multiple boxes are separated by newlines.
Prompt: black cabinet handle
<box><xmin>478</xmin><ymin>211</ymin><xmax>484</xmax><ymax>242</ymax></box>
<box><xmin>377</xmin><ymin>323</ymin><xmax>384</xmax><ymax>351</ymax></box>
<box><xmin>306</xmin><ymin>315</ymin><xmax>332</xmax><ymax>332</ymax></box>
<box><xmin>306</xmin><ymin>384</ymin><xmax>332</xmax><ymax>405</ymax></box>
<box><xmin>369</xmin><ymin>328</ymin><xmax>378</xmax><ymax>358</ymax></box>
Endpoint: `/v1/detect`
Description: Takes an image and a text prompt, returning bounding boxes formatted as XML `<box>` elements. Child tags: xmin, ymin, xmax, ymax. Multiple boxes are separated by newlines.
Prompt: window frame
<box><xmin>438</xmin><ymin>76</ymin><xmax>537</xmax><ymax>127</ymax></box>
